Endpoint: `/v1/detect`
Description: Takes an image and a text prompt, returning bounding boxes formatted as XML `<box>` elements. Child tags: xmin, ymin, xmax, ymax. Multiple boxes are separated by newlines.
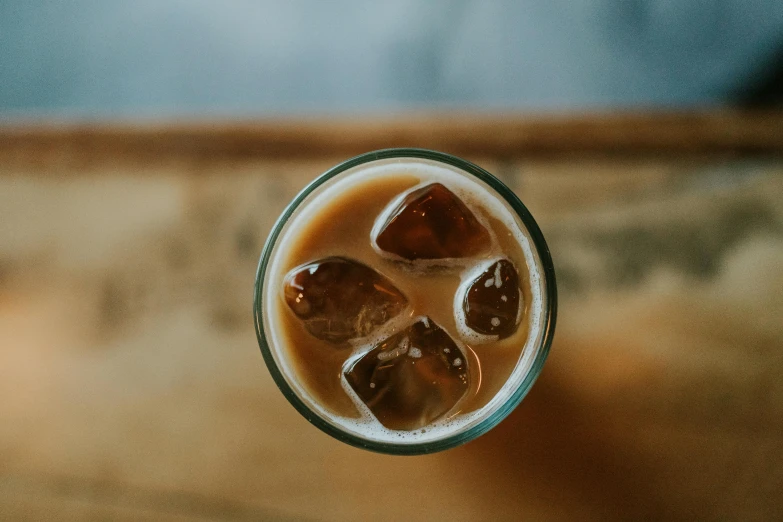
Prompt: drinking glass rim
<box><xmin>253</xmin><ymin>148</ymin><xmax>557</xmax><ymax>455</ymax></box>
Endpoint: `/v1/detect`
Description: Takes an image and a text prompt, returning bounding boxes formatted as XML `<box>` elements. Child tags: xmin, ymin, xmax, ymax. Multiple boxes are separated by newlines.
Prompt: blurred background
<box><xmin>1</xmin><ymin>1</ymin><xmax>782</xmax><ymax>521</ymax></box>
<box><xmin>1</xmin><ymin>0</ymin><xmax>783</xmax><ymax>116</ymax></box>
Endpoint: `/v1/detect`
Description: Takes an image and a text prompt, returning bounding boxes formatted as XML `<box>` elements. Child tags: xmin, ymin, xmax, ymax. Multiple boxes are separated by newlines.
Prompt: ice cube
<box><xmin>344</xmin><ymin>317</ymin><xmax>469</xmax><ymax>430</ymax></box>
<box><xmin>462</xmin><ymin>259</ymin><xmax>521</xmax><ymax>338</ymax></box>
<box><xmin>283</xmin><ymin>257</ymin><xmax>408</xmax><ymax>343</ymax></box>
<box><xmin>374</xmin><ymin>183</ymin><xmax>491</xmax><ymax>261</ymax></box>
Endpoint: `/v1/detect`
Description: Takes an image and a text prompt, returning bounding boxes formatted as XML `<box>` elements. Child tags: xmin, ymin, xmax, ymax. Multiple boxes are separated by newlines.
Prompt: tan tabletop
<box><xmin>1</xmin><ymin>113</ymin><xmax>782</xmax><ymax>521</ymax></box>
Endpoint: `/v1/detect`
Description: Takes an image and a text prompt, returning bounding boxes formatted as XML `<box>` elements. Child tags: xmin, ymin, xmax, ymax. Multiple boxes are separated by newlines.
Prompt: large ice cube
<box><xmin>462</xmin><ymin>259</ymin><xmax>521</xmax><ymax>338</ymax></box>
<box><xmin>344</xmin><ymin>317</ymin><xmax>469</xmax><ymax>430</ymax></box>
<box><xmin>374</xmin><ymin>183</ymin><xmax>491</xmax><ymax>261</ymax></box>
<box><xmin>283</xmin><ymin>257</ymin><xmax>408</xmax><ymax>343</ymax></box>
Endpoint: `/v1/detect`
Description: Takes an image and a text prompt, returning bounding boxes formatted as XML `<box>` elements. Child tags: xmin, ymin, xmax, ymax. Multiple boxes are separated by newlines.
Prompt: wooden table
<box><xmin>1</xmin><ymin>112</ymin><xmax>782</xmax><ymax>521</ymax></box>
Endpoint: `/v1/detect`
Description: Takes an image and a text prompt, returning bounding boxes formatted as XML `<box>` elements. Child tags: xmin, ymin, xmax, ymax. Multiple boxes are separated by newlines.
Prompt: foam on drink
<box><xmin>263</xmin><ymin>158</ymin><xmax>545</xmax><ymax>444</ymax></box>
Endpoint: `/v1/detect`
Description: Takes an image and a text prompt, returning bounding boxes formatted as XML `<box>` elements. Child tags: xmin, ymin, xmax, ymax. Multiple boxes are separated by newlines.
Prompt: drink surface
<box><xmin>263</xmin><ymin>159</ymin><xmax>544</xmax><ymax>443</ymax></box>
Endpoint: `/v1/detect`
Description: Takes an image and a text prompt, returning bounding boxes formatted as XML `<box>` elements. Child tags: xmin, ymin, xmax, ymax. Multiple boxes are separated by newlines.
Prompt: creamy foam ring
<box><xmin>259</xmin><ymin>153</ymin><xmax>553</xmax><ymax>449</ymax></box>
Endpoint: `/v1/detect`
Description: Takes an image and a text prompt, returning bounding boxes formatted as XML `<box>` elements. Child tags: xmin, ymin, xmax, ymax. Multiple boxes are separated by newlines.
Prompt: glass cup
<box><xmin>254</xmin><ymin>148</ymin><xmax>557</xmax><ymax>454</ymax></box>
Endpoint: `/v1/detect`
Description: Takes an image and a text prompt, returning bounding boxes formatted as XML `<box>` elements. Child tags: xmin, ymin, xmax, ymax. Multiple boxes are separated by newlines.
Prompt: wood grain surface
<box><xmin>1</xmin><ymin>111</ymin><xmax>782</xmax><ymax>166</ymax></box>
<box><xmin>1</xmin><ymin>118</ymin><xmax>782</xmax><ymax>521</ymax></box>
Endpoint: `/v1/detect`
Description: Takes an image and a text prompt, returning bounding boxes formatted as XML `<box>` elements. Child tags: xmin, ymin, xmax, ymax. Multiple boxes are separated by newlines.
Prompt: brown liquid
<box><xmin>273</xmin><ymin>172</ymin><xmax>533</xmax><ymax>426</ymax></box>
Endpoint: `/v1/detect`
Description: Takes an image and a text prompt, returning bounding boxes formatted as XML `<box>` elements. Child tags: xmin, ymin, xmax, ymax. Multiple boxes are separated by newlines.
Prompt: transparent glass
<box><xmin>254</xmin><ymin>148</ymin><xmax>557</xmax><ymax>455</ymax></box>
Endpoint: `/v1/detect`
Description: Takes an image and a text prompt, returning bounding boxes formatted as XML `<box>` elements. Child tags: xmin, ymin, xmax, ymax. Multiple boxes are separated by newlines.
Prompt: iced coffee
<box><xmin>256</xmin><ymin>150</ymin><xmax>555</xmax><ymax>452</ymax></box>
